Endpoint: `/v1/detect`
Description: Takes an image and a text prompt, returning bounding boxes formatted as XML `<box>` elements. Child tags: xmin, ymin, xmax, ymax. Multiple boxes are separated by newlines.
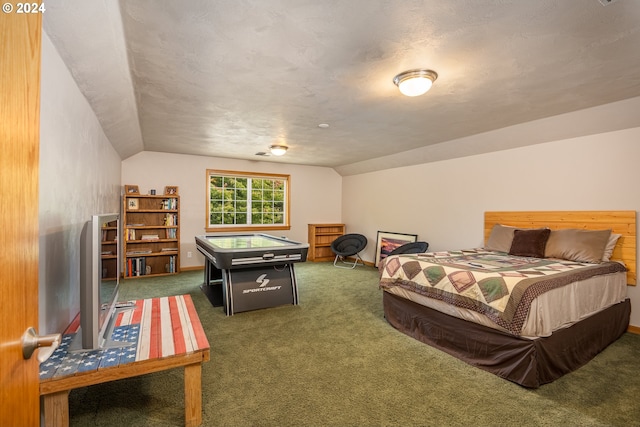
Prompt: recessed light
<box><xmin>318</xmin><ymin>123</ymin><xmax>329</xmax><ymax>128</ymax></box>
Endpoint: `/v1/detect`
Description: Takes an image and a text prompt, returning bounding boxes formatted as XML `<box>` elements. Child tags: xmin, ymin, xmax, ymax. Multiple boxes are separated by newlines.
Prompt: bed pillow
<box><xmin>508</xmin><ymin>228</ymin><xmax>551</xmax><ymax>258</ymax></box>
<box><xmin>544</xmin><ymin>228</ymin><xmax>612</xmax><ymax>264</ymax></box>
<box><xmin>485</xmin><ymin>224</ymin><xmax>518</xmax><ymax>252</ymax></box>
<box><xmin>602</xmin><ymin>233</ymin><xmax>622</xmax><ymax>262</ymax></box>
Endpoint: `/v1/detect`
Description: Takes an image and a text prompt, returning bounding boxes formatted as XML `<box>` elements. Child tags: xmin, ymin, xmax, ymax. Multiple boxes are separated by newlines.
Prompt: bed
<box><xmin>379</xmin><ymin>211</ymin><xmax>636</xmax><ymax>388</ymax></box>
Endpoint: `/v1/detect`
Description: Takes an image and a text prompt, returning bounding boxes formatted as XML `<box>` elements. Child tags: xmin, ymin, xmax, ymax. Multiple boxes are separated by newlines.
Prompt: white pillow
<box><xmin>602</xmin><ymin>233</ymin><xmax>622</xmax><ymax>262</ymax></box>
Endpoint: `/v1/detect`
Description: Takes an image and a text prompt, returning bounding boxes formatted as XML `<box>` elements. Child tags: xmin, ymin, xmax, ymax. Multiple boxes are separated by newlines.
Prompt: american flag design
<box><xmin>40</xmin><ymin>295</ymin><xmax>209</xmax><ymax>381</ymax></box>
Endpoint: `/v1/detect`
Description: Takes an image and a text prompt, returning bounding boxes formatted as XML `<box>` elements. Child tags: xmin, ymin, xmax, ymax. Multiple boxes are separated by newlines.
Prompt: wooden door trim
<box><xmin>0</xmin><ymin>7</ymin><xmax>42</xmax><ymax>426</ymax></box>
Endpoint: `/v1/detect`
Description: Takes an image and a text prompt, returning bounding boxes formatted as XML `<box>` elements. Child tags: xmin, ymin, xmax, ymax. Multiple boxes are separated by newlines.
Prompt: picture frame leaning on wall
<box><xmin>375</xmin><ymin>231</ymin><xmax>418</xmax><ymax>267</ymax></box>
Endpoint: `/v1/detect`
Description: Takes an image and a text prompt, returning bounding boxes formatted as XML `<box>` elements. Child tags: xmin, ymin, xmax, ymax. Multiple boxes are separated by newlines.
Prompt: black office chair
<box><xmin>331</xmin><ymin>234</ymin><xmax>368</xmax><ymax>269</ymax></box>
<box><xmin>388</xmin><ymin>241</ymin><xmax>429</xmax><ymax>256</ymax></box>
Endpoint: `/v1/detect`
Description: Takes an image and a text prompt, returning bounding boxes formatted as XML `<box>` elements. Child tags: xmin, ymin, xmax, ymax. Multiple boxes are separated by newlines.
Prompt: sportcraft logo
<box><xmin>256</xmin><ymin>273</ymin><xmax>270</xmax><ymax>287</ymax></box>
<box><xmin>243</xmin><ymin>273</ymin><xmax>282</xmax><ymax>294</ymax></box>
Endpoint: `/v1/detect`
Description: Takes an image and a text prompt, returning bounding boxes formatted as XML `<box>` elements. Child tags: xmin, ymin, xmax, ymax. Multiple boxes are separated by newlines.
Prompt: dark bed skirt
<box><xmin>382</xmin><ymin>291</ymin><xmax>631</xmax><ymax>388</ymax></box>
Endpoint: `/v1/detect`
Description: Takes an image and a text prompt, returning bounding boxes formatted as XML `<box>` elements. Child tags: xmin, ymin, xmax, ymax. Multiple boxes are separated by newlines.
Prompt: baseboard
<box><xmin>180</xmin><ymin>265</ymin><xmax>204</xmax><ymax>272</ymax></box>
<box><xmin>343</xmin><ymin>256</ymin><xmax>375</xmax><ymax>267</ymax></box>
<box><xmin>627</xmin><ymin>325</ymin><xmax>640</xmax><ymax>335</ymax></box>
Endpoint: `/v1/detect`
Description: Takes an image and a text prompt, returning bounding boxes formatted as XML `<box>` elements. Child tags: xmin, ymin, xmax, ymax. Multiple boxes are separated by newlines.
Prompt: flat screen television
<box><xmin>72</xmin><ymin>213</ymin><xmax>132</xmax><ymax>350</ymax></box>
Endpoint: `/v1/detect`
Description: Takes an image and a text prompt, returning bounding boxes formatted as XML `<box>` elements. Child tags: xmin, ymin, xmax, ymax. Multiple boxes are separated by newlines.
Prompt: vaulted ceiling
<box><xmin>43</xmin><ymin>1</ymin><xmax>640</xmax><ymax>174</ymax></box>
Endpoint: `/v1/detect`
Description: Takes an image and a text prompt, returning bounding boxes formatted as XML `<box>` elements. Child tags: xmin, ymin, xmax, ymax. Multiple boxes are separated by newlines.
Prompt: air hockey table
<box><xmin>195</xmin><ymin>233</ymin><xmax>309</xmax><ymax>315</ymax></box>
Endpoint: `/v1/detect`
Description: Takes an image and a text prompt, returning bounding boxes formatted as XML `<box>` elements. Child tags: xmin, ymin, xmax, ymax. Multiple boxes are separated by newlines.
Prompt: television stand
<box><xmin>39</xmin><ymin>295</ymin><xmax>210</xmax><ymax>427</ymax></box>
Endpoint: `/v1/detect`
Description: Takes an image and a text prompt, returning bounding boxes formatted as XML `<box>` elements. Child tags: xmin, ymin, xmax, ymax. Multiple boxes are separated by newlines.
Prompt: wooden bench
<box><xmin>39</xmin><ymin>295</ymin><xmax>210</xmax><ymax>427</ymax></box>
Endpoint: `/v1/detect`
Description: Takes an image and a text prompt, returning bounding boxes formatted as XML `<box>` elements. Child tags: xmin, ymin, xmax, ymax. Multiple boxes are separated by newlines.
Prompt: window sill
<box><xmin>205</xmin><ymin>225</ymin><xmax>291</xmax><ymax>233</ymax></box>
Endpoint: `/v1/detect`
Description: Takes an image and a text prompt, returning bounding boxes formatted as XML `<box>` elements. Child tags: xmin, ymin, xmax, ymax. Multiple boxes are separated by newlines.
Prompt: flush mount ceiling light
<box><xmin>393</xmin><ymin>69</ymin><xmax>438</xmax><ymax>97</ymax></box>
<box><xmin>269</xmin><ymin>144</ymin><xmax>288</xmax><ymax>156</ymax></box>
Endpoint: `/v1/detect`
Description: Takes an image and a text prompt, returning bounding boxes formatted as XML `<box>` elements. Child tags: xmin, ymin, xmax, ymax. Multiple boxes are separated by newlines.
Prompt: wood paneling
<box><xmin>484</xmin><ymin>211</ymin><xmax>637</xmax><ymax>285</ymax></box>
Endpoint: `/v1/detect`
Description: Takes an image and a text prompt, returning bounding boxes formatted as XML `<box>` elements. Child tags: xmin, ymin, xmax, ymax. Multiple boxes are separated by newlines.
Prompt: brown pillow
<box><xmin>509</xmin><ymin>228</ymin><xmax>551</xmax><ymax>258</ymax></box>
<box><xmin>544</xmin><ymin>228</ymin><xmax>612</xmax><ymax>264</ymax></box>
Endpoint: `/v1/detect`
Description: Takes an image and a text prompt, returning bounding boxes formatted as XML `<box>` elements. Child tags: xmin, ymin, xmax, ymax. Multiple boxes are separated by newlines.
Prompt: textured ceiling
<box><xmin>43</xmin><ymin>0</ymin><xmax>640</xmax><ymax>173</ymax></box>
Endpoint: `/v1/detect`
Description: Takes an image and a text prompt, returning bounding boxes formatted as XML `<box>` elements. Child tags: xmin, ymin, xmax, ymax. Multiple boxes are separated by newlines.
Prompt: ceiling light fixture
<box><xmin>393</xmin><ymin>69</ymin><xmax>438</xmax><ymax>97</ymax></box>
<box><xmin>269</xmin><ymin>144</ymin><xmax>288</xmax><ymax>156</ymax></box>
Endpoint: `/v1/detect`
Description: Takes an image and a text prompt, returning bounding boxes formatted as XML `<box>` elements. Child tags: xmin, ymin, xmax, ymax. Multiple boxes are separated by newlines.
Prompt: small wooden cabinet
<box><xmin>123</xmin><ymin>193</ymin><xmax>180</xmax><ymax>278</ymax></box>
<box><xmin>308</xmin><ymin>223</ymin><xmax>345</xmax><ymax>261</ymax></box>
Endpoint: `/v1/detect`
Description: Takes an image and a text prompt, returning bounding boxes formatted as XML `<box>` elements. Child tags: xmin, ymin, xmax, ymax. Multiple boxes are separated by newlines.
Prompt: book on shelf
<box><xmin>164</xmin><ymin>255</ymin><xmax>177</xmax><ymax>273</ymax></box>
<box><xmin>126</xmin><ymin>257</ymin><xmax>149</xmax><ymax>277</ymax></box>
<box><xmin>164</xmin><ymin>213</ymin><xmax>178</xmax><ymax>226</ymax></box>
<box><xmin>126</xmin><ymin>249</ymin><xmax>152</xmax><ymax>255</ymax></box>
<box><xmin>161</xmin><ymin>247</ymin><xmax>178</xmax><ymax>252</ymax></box>
<box><xmin>141</xmin><ymin>234</ymin><xmax>160</xmax><ymax>241</ymax></box>
<box><xmin>162</xmin><ymin>198</ymin><xmax>178</xmax><ymax>210</ymax></box>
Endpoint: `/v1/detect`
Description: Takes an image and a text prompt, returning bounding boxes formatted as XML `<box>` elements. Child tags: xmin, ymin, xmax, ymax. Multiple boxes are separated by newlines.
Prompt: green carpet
<box><xmin>68</xmin><ymin>262</ymin><xmax>640</xmax><ymax>426</ymax></box>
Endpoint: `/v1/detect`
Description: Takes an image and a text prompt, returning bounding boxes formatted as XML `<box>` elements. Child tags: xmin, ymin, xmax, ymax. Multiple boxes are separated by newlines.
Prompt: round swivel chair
<box><xmin>331</xmin><ymin>233</ymin><xmax>368</xmax><ymax>269</ymax></box>
<box><xmin>388</xmin><ymin>241</ymin><xmax>429</xmax><ymax>256</ymax></box>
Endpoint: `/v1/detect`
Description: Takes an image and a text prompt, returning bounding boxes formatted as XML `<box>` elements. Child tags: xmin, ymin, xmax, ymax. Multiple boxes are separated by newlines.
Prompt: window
<box><xmin>206</xmin><ymin>169</ymin><xmax>290</xmax><ymax>232</ymax></box>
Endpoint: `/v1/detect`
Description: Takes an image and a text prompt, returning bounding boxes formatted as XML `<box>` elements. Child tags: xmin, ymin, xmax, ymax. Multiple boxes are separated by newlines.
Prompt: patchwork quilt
<box><xmin>379</xmin><ymin>249</ymin><xmax>627</xmax><ymax>335</ymax></box>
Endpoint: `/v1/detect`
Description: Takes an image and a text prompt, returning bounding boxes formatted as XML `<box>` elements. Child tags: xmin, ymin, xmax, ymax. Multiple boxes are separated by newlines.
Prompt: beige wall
<box><xmin>39</xmin><ymin>33</ymin><xmax>122</xmax><ymax>334</ymax></box>
<box><xmin>342</xmin><ymin>127</ymin><xmax>640</xmax><ymax>327</ymax></box>
<box><xmin>121</xmin><ymin>152</ymin><xmax>342</xmax><ymax>269</ymax></box>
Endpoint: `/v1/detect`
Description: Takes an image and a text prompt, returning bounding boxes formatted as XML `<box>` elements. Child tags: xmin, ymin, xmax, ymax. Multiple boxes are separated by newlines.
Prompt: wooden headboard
<box><xmin>484</xmin><ymin>211</ymin><xmax>637</xmax><ymax>285</ymax></box>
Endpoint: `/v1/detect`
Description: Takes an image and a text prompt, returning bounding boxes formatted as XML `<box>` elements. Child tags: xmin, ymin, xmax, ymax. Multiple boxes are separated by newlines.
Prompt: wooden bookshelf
<box><xmin>123</xmin><ymin>192</ymin><xmax>180</xmax><ymax>278</ymax></box>
<box><xmin>308</xmin><ymin>223</ymin><xmax>345</xmax><ymax>261</ymax></box>
<box><xmin>100</xmin><ymin>221</ymin><xmax>119</xmax><ymax>280</ymax></box>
